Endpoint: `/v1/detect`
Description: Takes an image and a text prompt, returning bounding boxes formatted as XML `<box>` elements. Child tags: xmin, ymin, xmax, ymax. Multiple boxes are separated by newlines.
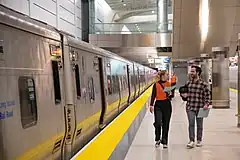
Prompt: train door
<box><xmin>98</xmin><ymin>57</ymin><xmax>107</xmax><ymax>128</ymax></box>
<box><xmin>143</xmin><ymin>67</ymin><xmax>147</xmax><ymax>89</ymax></box>
<box><xmin>137</xmin><ymin>67</ymin><xmax>140</xmax><ymax>96</ymax></box>
<box><xmin>133</xmin><ymin>64</ymin><xmax>137</xmax><ymax>99</ymax></box>
<box><xmin>117</xmin><ymin>74</ymin><xmax>122</xmax><ymax>113</ymax></box>
<box><xmin>127</xmin><ymin>65</ymin><xmax>131</xmax><ymax>104</ymax></box>
<box><xmin>118</xmin><ymin>63</ymin><xmax>129</xmax><ymax>112</ymax></box>
<box><xmin>62</xmin><ymin>46</ymin><xmax>77</xmax><ymax>160</ymax></box>
<box><xmin>70</xmin><ymin>50</ymin><xmax>106</xmax><ymax>155</ymax></box>
<box><xmin>50</xmin><ymin>45</ymin><xmax>66</xmax><ymax>160</ymax></box>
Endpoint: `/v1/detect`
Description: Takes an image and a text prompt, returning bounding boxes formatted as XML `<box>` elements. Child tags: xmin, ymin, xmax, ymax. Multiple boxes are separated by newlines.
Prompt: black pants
<box><xmin>153</xmin><ymin>100</ymin><xmax>172</xmax><ymax>144</ymax></box>
<box><xmin>171</xmin><ymin>82</ymin><xmax>176</xmax><ymax>97</ymax></box>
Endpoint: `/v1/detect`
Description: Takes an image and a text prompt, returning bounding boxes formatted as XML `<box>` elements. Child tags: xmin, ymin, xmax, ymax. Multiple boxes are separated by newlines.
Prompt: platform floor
<box><xmin>125</xmin><ymin>91</ymin><xmax>240</xmax><ymax>160</ymax></box>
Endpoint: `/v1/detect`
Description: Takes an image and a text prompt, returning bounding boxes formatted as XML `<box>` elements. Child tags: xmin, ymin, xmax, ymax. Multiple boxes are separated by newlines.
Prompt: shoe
<box><xmin>196</xmin><ymin>141</ymin><xmax>202</xmax><ymax>147</ymax></box>
<box><xmin>187</xmin><ymin>141</ymin><xmax>195</xmax><ymax>148</ymax></box>
<box><xmin>163</xmin><ymin>144</ymin><xmax>168</xmax><ymax>149</ymax></box>
<box><xmin>155</xmin><ymin>140</ymin><xmax>161</xmax><ymax>148</ymax></box>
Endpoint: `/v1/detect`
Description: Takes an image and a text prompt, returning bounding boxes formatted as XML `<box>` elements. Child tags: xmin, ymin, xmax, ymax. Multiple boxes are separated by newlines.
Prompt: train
<box><xmin>0</xmin><ymin>5</ymin><xmax>156</xmax><ymax>160</ymax></box>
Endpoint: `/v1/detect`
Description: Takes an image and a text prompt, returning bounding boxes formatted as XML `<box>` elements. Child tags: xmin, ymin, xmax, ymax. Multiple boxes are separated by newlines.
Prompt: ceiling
<box><xmin>105</xmin><ymin>0</ymin><xmax>172</xmax><ymax>11</ymax></box>
<box><xmin>105</xmin><ymin>0</ymin><xmax>157</xmax><ymax>11</ymax></box>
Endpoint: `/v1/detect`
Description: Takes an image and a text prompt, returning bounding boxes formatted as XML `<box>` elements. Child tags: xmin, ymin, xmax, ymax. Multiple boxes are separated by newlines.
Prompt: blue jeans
<box><xmin>186</xmin><ymin>110</ymin><xmax>203</xmax><ymax>142</ymax></box>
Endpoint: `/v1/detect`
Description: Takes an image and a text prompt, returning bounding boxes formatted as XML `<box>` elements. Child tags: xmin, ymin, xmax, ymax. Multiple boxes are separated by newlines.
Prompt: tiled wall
<box><xmin>0</xmin><ymin>0</ymin><xmax>82</xmax><ymax>39</ymax></box>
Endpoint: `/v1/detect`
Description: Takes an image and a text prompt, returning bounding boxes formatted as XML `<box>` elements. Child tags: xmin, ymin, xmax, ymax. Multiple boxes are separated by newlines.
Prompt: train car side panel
<box><xmin>0</xmin><ymin>23</ymin><xmax>64</xmax><ymax>160</ymax></box>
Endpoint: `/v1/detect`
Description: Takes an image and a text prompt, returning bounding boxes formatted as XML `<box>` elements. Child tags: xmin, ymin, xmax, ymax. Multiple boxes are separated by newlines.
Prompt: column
<box><xmin>237</xmin><ymin>33</ymin><xmax>240</xmax><ymax>127</ymax></box>
<box><xmin>211</xmin><ymin>47</ymin><xmax>230</xmax><ymax>109</ymax></box>
<box><xmin>200</xmin><ymin>54</ymin><xmax>212</xmax><ymax>89</ymax></box>
<box><xmin>172</xmin><ymin>0</ymin><xmax>201</xmax><ymax>59</ymax></box>
<box><xmin>157</xmin><ymin>0</ymin><xmax>168</xmax><ymax>32</ymax></box>
<box><xmin>81</xmin><ymin>0</ymin><xmax>90</xmax><ymax>42</ymax></box>
<box><xmin>89</xmin><ymin>0</ymin><xmax>95</xmax><ymax>34</ymax></box>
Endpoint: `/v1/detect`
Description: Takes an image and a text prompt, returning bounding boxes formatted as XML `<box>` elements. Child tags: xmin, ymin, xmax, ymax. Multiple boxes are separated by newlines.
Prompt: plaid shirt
<box><xmin>186</xmin><ymin>79</ymin><xmax>210</xmax><ymax>111</ymax></box>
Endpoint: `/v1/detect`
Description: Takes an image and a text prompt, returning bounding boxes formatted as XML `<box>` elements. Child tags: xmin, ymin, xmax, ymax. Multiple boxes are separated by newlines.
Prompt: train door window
<box><xmin>123</xmin><ymin>76</ymin><xmax>127</xmax><ymax>89</ymax></box>
<box><xmin>75</xmin><ymin>65</ymin><xmax>81</xmax><ymax>99</ymax></box>
<box><xmin>18</xmin><ymin>77</ymin><xmax>38</xmax><ymax>129</ymax></box>
<box><xmin>112</xmin><ymin>75</ymin><xmax>119</xmax><ymax>94</ymax></box>
<box><xmin>116</xmin><ymin>75</ymin><xmax>120</xmax><ymax>93</ymax></box>
<box><xmin>122</xmin><ymin>76</ymin><xmax>125</xmax><ymax>90</ymax></box>
<box><xmin>111</xmin><ymin>75</ymin><xmax>116</xmax><ymax>93</ymax></box>
<box><xmin>88</xmin><ymin>77</ymin><xmax>95</xmax><ymax>103</ymax></box>
<box><xmin>120</xmin><ymin>76</ymin><xmax>123</xmax><ymax>91</ymax></box>
<box><xmin>131</xmin><ymin>75</ymin><xmax>135</xmax><ymax>86</ymax></box>
<box><xmin>107</xmin><ymin>75</ymin><xmax>112</xmax><ymax>95</ymax></box>
<box><xmin>51</xmin><ymin>61</ymin><xmax>61</xmax><ymax>104</ymax></box>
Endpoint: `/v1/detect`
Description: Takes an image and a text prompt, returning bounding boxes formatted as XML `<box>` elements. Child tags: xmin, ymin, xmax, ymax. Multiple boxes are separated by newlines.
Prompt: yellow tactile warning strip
<box><xmin>71</xmin><ymin>86</ymin><xmax>153</xmax><ymax>160</ymax></box>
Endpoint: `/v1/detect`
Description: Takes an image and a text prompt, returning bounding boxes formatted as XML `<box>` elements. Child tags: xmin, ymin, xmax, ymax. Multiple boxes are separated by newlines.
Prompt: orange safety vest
<box><xmin>155</xmin><ymin>81</ymin><xmax>171</xmax><ymax>100</ymax></box>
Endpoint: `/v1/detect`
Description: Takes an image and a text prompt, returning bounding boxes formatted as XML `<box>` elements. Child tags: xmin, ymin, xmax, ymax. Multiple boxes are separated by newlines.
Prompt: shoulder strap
<box><xmin>157</xmin><ymin>82</ymin><xmax>169</xmax><ymax>98</ymax></box>
<box><xmin>159</xmin><ymin>82</ymin><xmax>165</xmax><ymax>90</ymax></box>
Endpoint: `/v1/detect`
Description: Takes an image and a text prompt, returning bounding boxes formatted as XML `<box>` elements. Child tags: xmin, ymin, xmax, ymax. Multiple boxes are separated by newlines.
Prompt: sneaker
<box><xmin>155</xmin><ymin>140</ymin><xmax>161</xmax><ymax>148</ymax></box>
<box><xmin>163</xmin><ymin>144</ymin><xmax>168</xmax><ymax>149</ymax></box>
<box><xmin>187</xmin><ymin>141</ymin><xmax>195</xmax><ymax>148</ymax></box>
<box><xmin>196</xmin><ymin>141</ymin><xmax>202</xmax><ymax>147</ymax></box>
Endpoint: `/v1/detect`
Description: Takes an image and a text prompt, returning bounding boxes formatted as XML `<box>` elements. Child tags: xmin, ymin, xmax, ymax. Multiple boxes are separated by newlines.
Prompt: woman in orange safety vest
<box><xmin>150</xmin><ymin>70</ymin><xmax>174</xmax><ymax>149</ymax></box>
<box><xmin>170</xmin><ymin>73</ymin><xmax>177</xmax><ymax>97</ymax></box>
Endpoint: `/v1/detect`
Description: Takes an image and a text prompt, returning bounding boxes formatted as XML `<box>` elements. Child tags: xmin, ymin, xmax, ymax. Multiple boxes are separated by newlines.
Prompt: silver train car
<box><xmin>0</xmin><ymin>5</ymin><xmax>156</xmax><ymax>160</ymax></box>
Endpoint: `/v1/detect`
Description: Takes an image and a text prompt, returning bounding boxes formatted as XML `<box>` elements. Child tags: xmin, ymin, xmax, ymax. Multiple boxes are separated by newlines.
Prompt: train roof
<box><xmin>64</xmin><ymin>35</ymin><xmax>134</xmax><ymax>64</ymax></box>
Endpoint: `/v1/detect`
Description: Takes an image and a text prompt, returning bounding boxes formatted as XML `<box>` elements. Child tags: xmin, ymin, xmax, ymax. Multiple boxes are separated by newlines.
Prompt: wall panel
<box><xmin>0</xmin><ymin>0</ymin><xmax>82</xmax><ymax>39</ymax></box>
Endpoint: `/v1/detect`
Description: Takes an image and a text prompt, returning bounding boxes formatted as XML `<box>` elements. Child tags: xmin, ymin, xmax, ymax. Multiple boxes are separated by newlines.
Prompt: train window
<box><xmin>123</xmin><ymin>76</ymin><xmax>125</xmax><ymax>90</ymax></box>
<box><xmin>88</xmin><ymin>77</ymin><xmax>95</xmax><ymax>103</ymax></box>
<box><xmin>107</xmin><ymin>75</ymin><xmax>112</xmax><ymax>95</ymax></box>
<box><xmin>120</xmin><ymin>76</ymin><xmax>123</xmax><ymax>91</ymax></box>
<box><xmin>123</xmin><ymin>76</ymin><xmax>127</xmax><ymax>89</ymax></box>
<box><xmin>111</xmin><ymin>75</ymin><xmax>116</xmax><ymax>93</ymax></box>
<box><xmin>82</xmin><ymin>56</ymin><xmax>85</xmax><ymax>74</ymax></box>
<box><xmin>131</xmin><ymin>75</ymin><xmax>135</xmax><ymax>86</ymax></box>
<box><xmin>51</xmin><ymin>61</ymin><xmax>61</xmax><ymax>104</ymax></box>
<box><xmin>18</xmin><ymin>77</ymin><xmax>38</xmax><ymax>129</ymax></box>
<box><xmin>111</xmin><ymin>75</ymin><xmax>119</xmax><ymax>94</ymax></box>
<box><xmin>75</xmin><ymin>65</ymin><xmax>81</xmax><ymax>99</ymax></box>
<box><xmin>116</xmin><ymin>76</ymin><xmax>120</xmax><ymax>93</ymax></box>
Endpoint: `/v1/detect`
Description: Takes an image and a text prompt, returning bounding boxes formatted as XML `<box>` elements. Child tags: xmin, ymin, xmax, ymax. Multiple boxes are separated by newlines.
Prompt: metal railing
<box><xmin>91</xmin><ymin>22</ymin><xmax>172</xmax><ymax>34</ymax></box>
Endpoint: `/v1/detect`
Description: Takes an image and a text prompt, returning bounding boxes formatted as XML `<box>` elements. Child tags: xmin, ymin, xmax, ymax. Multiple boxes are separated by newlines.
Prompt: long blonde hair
<box><xmin>155</xmin><ymin>70</ymin><xmax>167</xmax><ymax>82</ymax></box>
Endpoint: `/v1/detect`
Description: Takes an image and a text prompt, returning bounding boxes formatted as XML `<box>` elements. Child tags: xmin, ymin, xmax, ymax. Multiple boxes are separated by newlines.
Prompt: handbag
<box><xmin>179</xmin><ymin>82</ymin><xmax>189</xmax><ymax>101</ymax></box>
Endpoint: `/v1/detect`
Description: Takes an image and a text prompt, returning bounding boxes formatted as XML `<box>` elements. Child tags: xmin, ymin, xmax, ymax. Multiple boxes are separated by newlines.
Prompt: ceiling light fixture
<box><xmin>123</xmin><ymin>3</ymin><xmax>126</xmax><ymax>6</ymax></box>
<box><xmin>152</xmin><ymin>11</ymin><xmax>155</xmax><ymax>13</ymax></box>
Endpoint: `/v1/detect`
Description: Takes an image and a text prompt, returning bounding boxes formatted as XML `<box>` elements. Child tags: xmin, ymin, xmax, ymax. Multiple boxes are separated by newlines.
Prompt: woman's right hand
<box><xmin>150</xmin><ymin>106</ymin><xmax>154</xmax><ymax>113</ymax></box>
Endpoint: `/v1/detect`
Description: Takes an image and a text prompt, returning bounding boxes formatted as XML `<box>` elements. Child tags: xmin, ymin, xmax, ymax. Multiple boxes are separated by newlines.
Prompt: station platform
<box><xmin>125</xmin><ymin>90</ymin><xmax>240</xmax><ymax>160</ymax></box>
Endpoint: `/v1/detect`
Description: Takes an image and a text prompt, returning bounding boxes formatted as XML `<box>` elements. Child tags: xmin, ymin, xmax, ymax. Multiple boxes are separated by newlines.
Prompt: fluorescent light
<box><xmin>123</xmin><ymin>3</ymin><xmax>126</xmax><ymax>6</ymax></box>
<box><xmin>200</xmin><ymin>0</ymin><xmax>209</xmax><ymax>50</ymax></box>
<box><xmin>152</xmin><ymin>11</ymin><xmax>155</xmax><ymax>13</ymax></box>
